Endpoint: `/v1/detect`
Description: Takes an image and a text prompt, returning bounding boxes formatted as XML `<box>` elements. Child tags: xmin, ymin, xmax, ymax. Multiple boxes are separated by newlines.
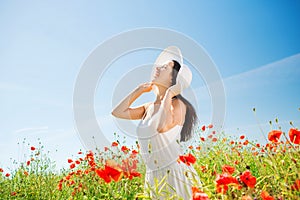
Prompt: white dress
<box><xmin>136</xmin><ymin>104</ymin><xmax>201</xmax><ymax>199</ymax></box>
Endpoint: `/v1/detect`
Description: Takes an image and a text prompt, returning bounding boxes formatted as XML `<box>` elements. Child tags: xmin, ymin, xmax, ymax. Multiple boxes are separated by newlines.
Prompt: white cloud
<box><xmin>14</xmin><ymin>126</ymin><xmax>49</xmax><ymax>134</ymax></box>
<box><xmin>190</xmin><ymin>53</ymin><xmax>300</xmax><ymax>139</ymax></box>
<box><xmin>0</xmin><ymin>82</ymin><xmax>30</xmax><ymax>92</ymax></box>
<box><xmin>225</xmin><ymin>53</ymin><xmax>300</xmax><ymax>82</ymax></box>
<box><xmin>193</xmin><ymin>53</ymin><xmax>300</xmax><ymax>94</ymax></box>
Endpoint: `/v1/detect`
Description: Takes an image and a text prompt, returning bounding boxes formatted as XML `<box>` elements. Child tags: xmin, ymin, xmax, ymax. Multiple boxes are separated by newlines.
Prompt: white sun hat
<box><xmin>151</xmin><ymin>46</ymin><xmax>192</xmax><ymax>91</ymax></box>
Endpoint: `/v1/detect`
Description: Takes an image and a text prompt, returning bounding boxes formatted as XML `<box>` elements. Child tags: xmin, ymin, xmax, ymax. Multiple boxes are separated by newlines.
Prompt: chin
<box><xmin>151</xmin><ymin>77</ymin><xmax>159</xmax><ymax>82</ymax></box>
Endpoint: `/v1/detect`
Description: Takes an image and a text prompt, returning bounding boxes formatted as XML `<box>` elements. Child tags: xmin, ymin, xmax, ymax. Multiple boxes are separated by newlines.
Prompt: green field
<box><xmin>1</xmin><ymin>122</ymin><xmax>299</xmax><ymax>200</ymax></box>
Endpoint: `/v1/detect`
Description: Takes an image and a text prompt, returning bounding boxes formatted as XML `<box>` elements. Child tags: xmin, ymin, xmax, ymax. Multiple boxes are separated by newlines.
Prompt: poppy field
<box><xmin>0</xmin><ymin>118</ymin><xmax>299</xmax><ymax>199</ymax></box>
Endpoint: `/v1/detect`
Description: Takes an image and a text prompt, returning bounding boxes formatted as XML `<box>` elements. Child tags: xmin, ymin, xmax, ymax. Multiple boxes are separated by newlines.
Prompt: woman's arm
<box><xmin>111</xmin><ymin>83</ymin><xmax>153</xmax><ymax>120</ymax></box>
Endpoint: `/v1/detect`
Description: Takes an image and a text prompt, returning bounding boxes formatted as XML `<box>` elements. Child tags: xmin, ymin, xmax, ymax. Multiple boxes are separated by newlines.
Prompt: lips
<box><xmin>154</xmin><ymin>71</ymin><xmax>160</xmax><ymax>78</ymax></box>
<box><xmin>155</xmin><ymin>72</ymin><xmax>159</xmax><ymax>76</ymax></box>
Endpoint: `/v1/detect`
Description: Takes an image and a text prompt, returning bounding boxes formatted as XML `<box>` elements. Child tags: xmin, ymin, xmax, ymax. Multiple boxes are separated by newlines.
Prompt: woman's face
<box><xmin>151</xmin><ymin>61</ymin><xmax>174</xmax><ymax>88</ymax></box>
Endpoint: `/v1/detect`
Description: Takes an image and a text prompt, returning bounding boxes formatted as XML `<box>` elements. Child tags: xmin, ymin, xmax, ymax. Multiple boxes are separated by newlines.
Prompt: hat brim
<box><xmin>153</xmin><ymin>46</ymin><xmax>183</xmax><ymax>67</ymax></box>
<box><xmin>151</xmin><ymin>46</ymin><xmax>192</xmax><ymax>90</ymax></box>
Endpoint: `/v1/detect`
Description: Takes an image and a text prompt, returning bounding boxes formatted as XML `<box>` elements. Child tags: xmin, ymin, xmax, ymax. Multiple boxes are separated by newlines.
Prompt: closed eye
<box><xmin>161</xmin><ymin>64</ymin><xmax>167</xmax><ymax>69</ymax></box>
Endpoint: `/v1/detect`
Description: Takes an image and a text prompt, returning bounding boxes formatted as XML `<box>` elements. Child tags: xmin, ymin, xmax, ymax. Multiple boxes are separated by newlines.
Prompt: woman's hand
<box><xmin>137</xmin><ymin>82</ymin><xmax>153</xmax><ymax>93</ymax></box>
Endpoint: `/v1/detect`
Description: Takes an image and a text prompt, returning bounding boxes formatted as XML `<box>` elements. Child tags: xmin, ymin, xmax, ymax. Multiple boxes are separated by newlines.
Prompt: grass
<box><xmin>0</xmin><ymin>118</ymin><xmax>299</xmax><ymax>200</ymax></box>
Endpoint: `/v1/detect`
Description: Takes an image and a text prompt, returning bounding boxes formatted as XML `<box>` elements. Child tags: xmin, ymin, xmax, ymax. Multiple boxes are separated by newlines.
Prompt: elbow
<box><xmin>111</xmin><ymin>110</ymin><xmax>117</xmax><ymax>117</ymax></box>
<box><xmin>111</xmin><ymin>109</ymin><xmax>129</xmax><ymax>119</ymax></box>
<box><xmin>111</xmin><ymin>109</ymin><xmax>123</xmax><ymax>118</ymax></box>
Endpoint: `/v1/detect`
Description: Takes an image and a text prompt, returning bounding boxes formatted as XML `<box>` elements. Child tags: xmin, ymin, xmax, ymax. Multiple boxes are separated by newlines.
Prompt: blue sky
<box><xmin>0</xmin><ymin>1</ymin><xmax>299</xmax><ymax>171</ymax></box>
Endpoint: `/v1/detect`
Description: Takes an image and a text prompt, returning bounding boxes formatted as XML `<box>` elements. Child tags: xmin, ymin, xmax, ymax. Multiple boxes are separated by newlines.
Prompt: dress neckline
<box><xmin>141</xmin><ymin>103</ymin><xmax>184</xmax><ymax>125</ymax></box>
<box><xmin>139</xmin><ymin>104</ymin><xmax>183</xmax><ymax>134</ymax></box>
<box><xmin>157</xmin><ymin>124</ymin><xmax>183</xmax><ymax>134</ymax></box>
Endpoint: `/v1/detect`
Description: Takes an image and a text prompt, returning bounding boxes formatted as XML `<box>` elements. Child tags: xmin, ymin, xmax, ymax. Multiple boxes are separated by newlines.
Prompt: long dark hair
<box><xmin>171</xmin><ymin>60</ymin><xmax>198</xmax><ymax>142</ymax></box>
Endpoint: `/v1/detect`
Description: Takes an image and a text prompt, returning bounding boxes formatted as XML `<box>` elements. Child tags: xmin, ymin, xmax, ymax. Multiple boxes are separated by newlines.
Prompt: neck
<box><xmin>154</xmin><ymin>84</ymin><xmax>169</xmax><ymax>104</ymax></box>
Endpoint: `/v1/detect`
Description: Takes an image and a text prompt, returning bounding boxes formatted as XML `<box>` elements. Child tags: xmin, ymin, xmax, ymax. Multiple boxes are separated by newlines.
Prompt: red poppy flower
<box><xmin>0</xmin><ymin>168</ymin><xmax>3</xmax><ymax>172</ymax></box>
<box><xmin>200</xmin><ymin>137</ymin><xmax>205</xmax><ymax>142</ymax></box>
<box><xmin>131</xmin><ymin>149</ymin><xmax>138</xmax><ymax>155</ymax></box>
<box><xmin>68</xmin><ymin>180</ymin><xmax>75</xmax><ymax>185</ymax></box>
<box><xmin>200</xmin><ymin>166</ymin><xmax>207</xmax><ymax>173</ymax></box>
<box><xmin>85</xmin><ymin>151</ymin><xmax>96</xmax><ymax>168</ymax></box>
<box><xmin>189</xmin><ymin>145</ymin><xmax>193</xmax><ymax>149</ymax></box>
<box><xmin>178</xmin><ymin>153</ymin><xmax>196</xmax><ymax>166</ymax></box>
<box><xmin>261</xmin><ymin>190</ymin><xmax>275</xmax><ymax>200</ymax></box>
<box><xmin>240</xmin><ymin>135</ymin><xmax>245</xmax><ymax>140</ymax></box>
<box><xmin>75</xmin><ymin>160</ymin><xmax>80</xmax><ymax>165</ymax></box>
<box><xmin>57</xmin><ymin>182</ymin><xmax>63</xmax><ymax>190</ymax></box>
<box><xmin>216</xmin><ymin>184</ymin><xmax>228</xmax><ymax>194</ymax></box>
<box><xmin>69</xmin><ymin>171</ymin><xmax>75</xmax><ymax>176</ymax></box>
<box><xmin>30</xmin><ymin>146</ymin><xmax>36</xmax><ymax>151</ymax></box>
<box><xmin>67</xmin><ymin>159</ymin><xmax>73</xmax><ymax>163</ymax></box>
<box><xmin>121</xmin><ymin>145</ymin><xmax>130</xmax><ymax>153</ymax></box>
<box><xmin>240</xmin><ymin>170</ymin><xmax>256</xmax><ymax>188</ymax></box>
<box><xmin>268</xmin><ymin>130</ymin><xmax>282</xmax><ymax>143</ymax></box>
<box><xmin>216</xmin><ymin>173</ymin><xmax>239</xmax><ymax>186</ymax></box>
<box><xmin>215</xmin><ymin>173</ymin><xmax>241</xmax><ymax>194</ymax></box>
<box><xmin>111</xmin><ymin>141</ymin><xmax>118</xmax><ymax>147</ymax></box>
<box><xmin>192</xmin><ymin>186</ymin><xmax>209</xmax><ymax>200</ymax></box>
<box><xmin>201</xmin><ymin>125</ymin><xmax>206</xmax><ymax>131</ymax></box>
<box><xmin>291</xmin><ymin>179</ymin><xmax>300</xmax><ymax>191</ymax></box>
<box><xmin>104</xmin><ymin>147</ymin><xmax>109</xmax><ymax>151</ymax></box>
<box><xmin>75</xmin><ymin>169</ymin><xmax>82</xmax><ymax>176</ymax></box>
<box><xmin>86</xmin><ymin>151</ymin><xmax>94</xmax><ymax>158</ymax></box>
<box><xmin>222</xmin><ymin>165</ymin><xmax>235</xmax><ymax>175</ymax></box>
<box><xmin>70</xmin><ymin>163</ymin><xmax>75</xmax><ymax>169</ymax></box>
<box><xmin>65</xmin><ymin>174</ymin><xmax>71</xmax><ymax>180</ymax></box>
<box><xmin>5</xmin><ymin>173</ymin><xmax>10</xmax><ymax>177</ymax></box>
<box><xmin>11</xmin><ymin>192</ymin><xmax>17</xmax><ymax>196</ymax></box>
<box><xmin>208</xmin><ymin>124</ymin><xmax>213</xmax><ymax>129</ymax></box>
<box><xmin>26</xmin><ymin>161</ymin><xmax>30</xmax><ymax>166</ymax></box>
<box><xmin>119</xmin><ymin>158</ymin><xmax>141</xmax><ymax>180</ymax></box>
<box><xmin>95</xmin><ymin>165</ymin><xmax>122</xmax><ymax>183</ymax></box>
<box><xmin>289</xmin><ymin>128</ymin><xmax>300</xmax><ymax>144</ymax></box>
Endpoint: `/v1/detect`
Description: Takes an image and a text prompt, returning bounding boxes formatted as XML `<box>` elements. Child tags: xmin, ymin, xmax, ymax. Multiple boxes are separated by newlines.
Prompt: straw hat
<box><xmin>151</xmin><ymin>46</ymin><xmax>192</xmax><ymax>91</ymax></box>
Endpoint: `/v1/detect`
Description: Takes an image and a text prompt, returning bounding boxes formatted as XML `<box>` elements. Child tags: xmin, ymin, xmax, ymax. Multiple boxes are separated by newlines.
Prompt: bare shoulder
<box><xmin>172</xmin><ymin>98</ymin><xmax>186</xmax><ymax>125</ymax></box>
<box><xmin>173</xmin><ymin>98</ymin><xmax>186</xmax><ymax>111</ymax></box>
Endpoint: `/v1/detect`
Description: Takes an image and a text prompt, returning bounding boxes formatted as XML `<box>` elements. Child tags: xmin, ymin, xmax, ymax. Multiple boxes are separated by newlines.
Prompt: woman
<box><xmin>111</xmin><ymin>46</ymin><xmax>201</xmax><ymax>199</ymax></box>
